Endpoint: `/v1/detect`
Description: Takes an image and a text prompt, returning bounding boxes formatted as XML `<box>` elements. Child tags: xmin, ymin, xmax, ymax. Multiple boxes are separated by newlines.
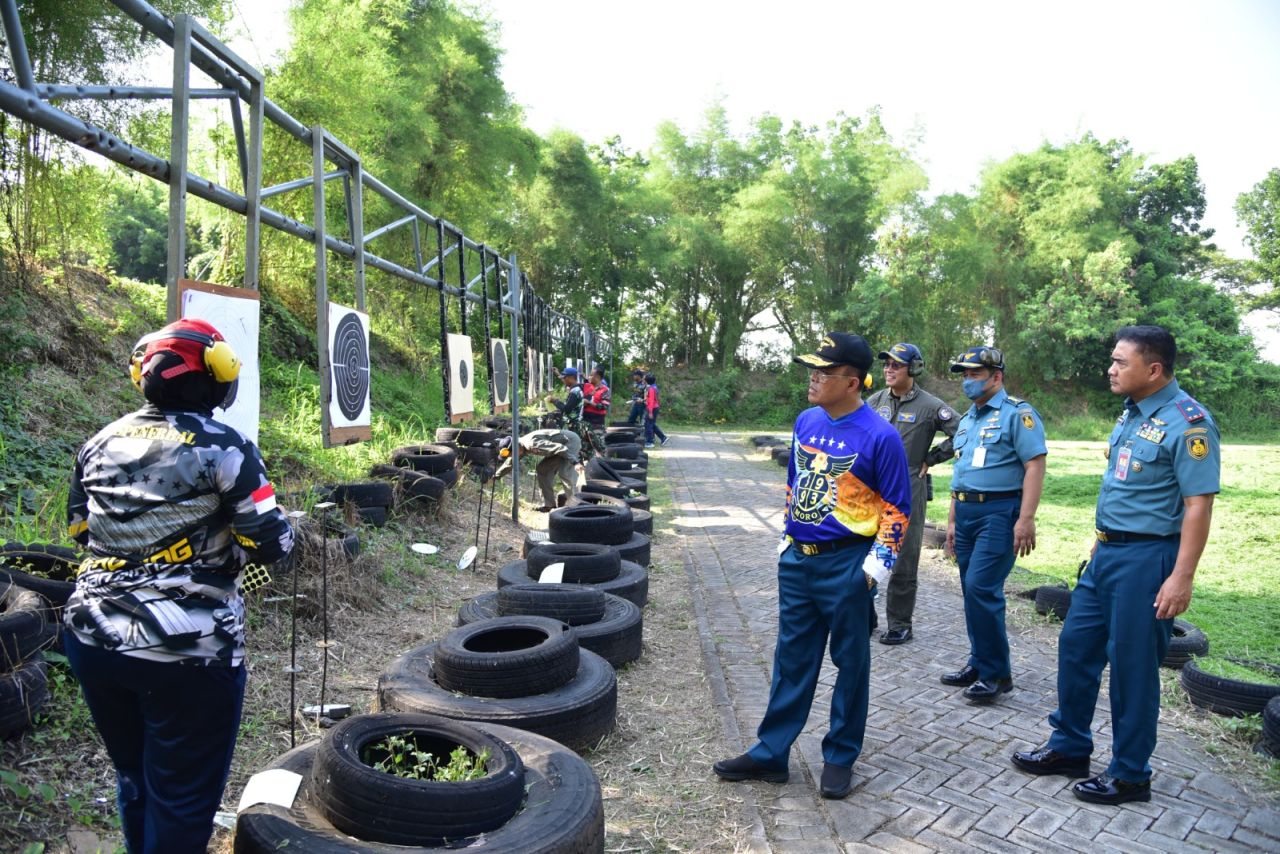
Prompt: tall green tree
<box><xmin>1235</xmin><ymin>167</ymin><xmax>1280</xmax><ymax>312</ymax></box>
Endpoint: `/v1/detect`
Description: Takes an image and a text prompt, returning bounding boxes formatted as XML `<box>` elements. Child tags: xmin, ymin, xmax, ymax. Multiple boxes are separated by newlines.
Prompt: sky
<box><xmin>219</xmin><ymin>0</ymin><xmax>1280</xmax><ymax>356</ymax></box>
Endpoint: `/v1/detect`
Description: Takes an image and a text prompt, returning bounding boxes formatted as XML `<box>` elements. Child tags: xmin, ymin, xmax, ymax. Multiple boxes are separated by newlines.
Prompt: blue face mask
<box><xmin>962</xmin><ymin>378</ymin><xmax>988</xmax><ymax>400</ymax></box>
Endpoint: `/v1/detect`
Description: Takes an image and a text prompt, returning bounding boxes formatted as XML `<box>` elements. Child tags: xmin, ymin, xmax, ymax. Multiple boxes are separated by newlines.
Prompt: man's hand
<box><xmin>1013</xmin><ymin>517</ymin><xmax>1037</xmax><ymax>557</ymax></box>
<box><xmin>917</xmin><ymin>462</ymin><xmax>929</xmax><ymax>478</ymax></box>
<box><xmin>1154</xmin><ymin>573</ymin><xmax>1194</xmax><ymax>619</ymax></box>
<box><xmin>945</xmin><ymin>522</ymin><xmax>956</xmax><ymax>558</ymax></box>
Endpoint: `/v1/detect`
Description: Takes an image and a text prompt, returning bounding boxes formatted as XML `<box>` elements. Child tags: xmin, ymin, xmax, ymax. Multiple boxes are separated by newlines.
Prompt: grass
<box><xmin>923</xmin><ymin>440</ymin><xmax>1280</xmax><ymax>660</ymax></box>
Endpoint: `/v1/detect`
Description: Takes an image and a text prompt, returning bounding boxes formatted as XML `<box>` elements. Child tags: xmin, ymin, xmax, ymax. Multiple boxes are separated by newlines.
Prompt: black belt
<box><xmin>1095</xmin><ymin>529</ymin><xmax>1179</xmax><ymax>543</ymax></box>
<box><xmin>951</xmin><ymin>490</ymin><xmax>1021</xmax><ymax>503</ymax></box>
<box><xmin>787</xmin><ymin>535</ymin><xmax>869</xmax><ymax>556</ymax></box>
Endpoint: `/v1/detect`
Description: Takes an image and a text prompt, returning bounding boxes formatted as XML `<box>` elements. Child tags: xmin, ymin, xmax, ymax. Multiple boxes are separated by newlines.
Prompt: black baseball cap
<box><xmin>793</xmin><ymin>332</ymin><xmax>874</xmax><ymax>373</ymax></box>
<box><xmin>950</xmin><ymin>346</ymin><xmax>1005</xmax><ymax>372</ymax></box>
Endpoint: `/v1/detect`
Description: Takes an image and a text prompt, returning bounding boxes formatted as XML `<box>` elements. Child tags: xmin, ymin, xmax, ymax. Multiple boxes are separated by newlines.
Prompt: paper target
<box><xmin>179</xmin><ymin>281</ymin><xmax>261</xmax><ymax>445</ymax></box>
<box><xmin>545</xmin><ymin>353</ymin><xmax>555</xmax><ymax>392</ymax></box>
<box><xmin>446</xmin><ymin>333</ymin><xmax>475</xmax><ymax>420</ymax></box>
<box><xmin>491</xmin><ymin>340</ymin><xmax>510</xmax><ymax>408</ymax></box>
<box><xmin>526</xmin><ymin>347</ymin><xmax>537</xmax><ymax>400</ymax></box>
<box><xmin>324</xmin><ymin>303</ymin><xmax>372</xmax><ymax>446</ymax></box>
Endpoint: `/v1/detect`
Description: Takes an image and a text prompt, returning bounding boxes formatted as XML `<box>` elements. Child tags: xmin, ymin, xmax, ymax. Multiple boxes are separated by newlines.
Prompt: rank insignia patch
<box><xmin>1186</xmin><ymin>435</ymin><xmax>1210</xmax><ymax>460</ymax></box>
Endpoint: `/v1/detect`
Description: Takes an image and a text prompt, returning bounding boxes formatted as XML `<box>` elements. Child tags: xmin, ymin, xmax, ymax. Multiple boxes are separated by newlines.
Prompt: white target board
<box><xmin>446</xmin><ymin>333</ymin><xmax>475</xmax><ymax>423</ymax></box>
<box><xmin>324</xmin><ymin>302</ymin><xmax>372</xmax><ymax>446</ymax></box>
<box><xmin>491</xmin><ymin>339</ymin><xmax>511</xmax><ymax>411</ymax></box>
<box><xmin>525</xmin><ymin>347</ymin><xmax>536</xmax><ymax>400</ymax></box>
<box><xmin>543</xmin><ymin>352</ymin><xmax>554</xmax><ymax>392</ymax></box>
<box><xmin>179</xmin><ymin>280</ymin><xmax>261</xmax><ymax>445</ymax></box>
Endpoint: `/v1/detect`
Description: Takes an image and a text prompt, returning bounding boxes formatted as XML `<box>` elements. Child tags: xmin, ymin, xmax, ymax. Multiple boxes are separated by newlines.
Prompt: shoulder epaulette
<box><xmin>1005</xmin><ymin>396</ymin><xmax>1024</xmax><ymax>406</ymax></box>
<box><xmin>1176</xmin><ymin>397</ymin><xmax>1206</xmax><ymax>423</ymax></box>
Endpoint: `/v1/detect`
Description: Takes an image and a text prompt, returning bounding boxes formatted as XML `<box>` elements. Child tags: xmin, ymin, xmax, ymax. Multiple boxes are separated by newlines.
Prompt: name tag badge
<box><xmin>972</xmin><ymin>446</ymin><xmax>987</xmax><ymax>468</ymax></box>
<box><xmin>1115</xmin><ymin>446</ymin><xmax>1131</xmax><ymax>481</ymax></box>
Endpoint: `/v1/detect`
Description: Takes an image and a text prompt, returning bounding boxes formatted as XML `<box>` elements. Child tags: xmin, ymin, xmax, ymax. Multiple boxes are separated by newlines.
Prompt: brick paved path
<box><xmin>664</xmin><ymin>430</ymin><xmax>1279</xmax><ymax>853</ymax></box>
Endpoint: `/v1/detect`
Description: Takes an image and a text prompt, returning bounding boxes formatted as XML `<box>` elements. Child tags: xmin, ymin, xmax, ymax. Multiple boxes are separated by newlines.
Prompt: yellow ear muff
<box><xmin>864</xmin><ymin>374</ymin><xmax>873</xmax><ymax>390</ymax></box>
<box><xmin>127</xmin><ymin>328</ymin><xmax>241</xmax><ymax>388</ymax></box>
<box><xmin>129</xmin><ymin>345</ymin><xmax>147</xmax><ymax>391</ymax></box>
<box><xmin>203</xmin><ymin>339</ymin><xmax>241</xmax><ymax>383</ymax></box>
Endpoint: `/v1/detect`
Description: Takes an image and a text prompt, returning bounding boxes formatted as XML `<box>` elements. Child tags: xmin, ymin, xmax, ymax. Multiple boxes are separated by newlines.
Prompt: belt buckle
<box><xmin>801</xmin><ymin>543</ymin><xmax>819</xmax><ymax>556</ymax></box>
<box><xmin>1095</xmin><ymin>530</ymin><xmax>1108</xmax><ymax>543</ymax></box>
<box><xmin>955</xmin><ymin>492</ymin><xmax>966</xmax><ymax>502</ymax></box>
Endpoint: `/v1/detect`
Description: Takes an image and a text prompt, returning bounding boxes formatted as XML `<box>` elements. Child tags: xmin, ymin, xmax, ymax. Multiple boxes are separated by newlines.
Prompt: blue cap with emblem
<box><xmin>950</xmin><ymin>345</ymin><xmax>1004</xmax><ymax>373</ymax></box>
<box><xmin>794</xmin><ymin>332</ymin><xmax>874</xmax><ymax>373</ymax></box>
<box><xmin>878</xmin><ymin>342</ymin><xmax>924</xmax><ymax>377</ymax></box>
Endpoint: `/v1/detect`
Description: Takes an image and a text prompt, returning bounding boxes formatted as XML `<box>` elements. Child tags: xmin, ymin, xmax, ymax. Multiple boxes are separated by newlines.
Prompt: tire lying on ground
<box><xmin>1180</xmin><ymin>658</ymin><xmax>1280</xmax><ymax>717</ymax></box>
<box><xmin>623</xmin><ymin>494</ymin><xmax>651</xmax><ymax>512</ymax></box>
<box><xmin>459</xmin><ymin>587</ymin><xmax>643</xmax><ymax>669</ymax></box>
<box><xmin>326</xmin><ymin>481</ymin><xmax>394</xmax><ymax>509</ymax></box>
<box><xmin>1034</xmin><ymin>584</ymin><xmax>1072</xmax><ymax>620</ymax></box>
<box><xmin>604</xmin><ymin>443</ymin><xmax>643</xmax><ymax>460</ymax></box>
<box><xmin>1262</xmin><ymin>695</ymin><xmax>1280</xmax><ymax>757</ymax></box>
<box><xmin>527</xmin><ymin>543</ymin><xmax>621</xmax><ymax>584</ymax></box>
<box><xmin>378</xmin><ymin>643</ymin><xmax>617</xmax><ymax>753</ymax></box>
<box><xmin>614</xmin><ymin>532</ymin><xmax>651</xmax><ymax>567</ymax></box>
<box><xmin>0</xmin><ymin>586</ymin><xmax>53</xmax><ymax>669</ymax></box>
<box><xmin>0</xmin><ymin>653</ymin><xmax>49</xmax><ymax>739</ymax></box>
<box><xmin>497</xmin><ymin>559</ymin><xmax>649</xmax><ymax>609</ymax></box>
<box><xmin>433</xmin><ymin>617</ymin><xmax>580</xmax><ymax>699</ymax></box>
<box><xmin>1162</xmin><ymin>618</ymin><xmax>1210</xmax><ymax>669</ymax></box>
<box><xmin>295</xmin><ymin>518</ymin><xmax>361</xmax><ymax>561</ymax></box>
<box><xmin>455</xmin><ymin>428</ymin><xmax>498</xmax><ymax>447</ymax></box>
<box><xmin>486</xmin><ymin>582</ymin><xmax>608</xmax><ymax>626</ymax></box>
<box><xmin>0</xmin><ymin>543</ymin><xmax>79</xmax><ymax>610</ymax></box>
<box><xmin>568</xmin><ymin>491</ymin><xmax>627</xmax><ymax>508</ymax></box>
<box><xmin>628</xmin><ymin>509</ymin><xmax>653</xmax><ymax>536</ymax></box>
<box><xmin>390</xmin><ymin>443</ymin><xmax>457</xmax><ymax>474</ymax></box>
<box><xmin>921</xmin><ymin>523</ymin><xmax>947</xmax><ymax>549</ymax></box>
<box><xmin>234</xmin><ymin>722</ymin><xmax>604</xmax><ymax>854</ymax></box>
<box><xmin>368</xmin><ymin>464</ymin><xmax>448</xmax><ymax>504</ymax></box>
<box><xmin>548</xmin><ymin>505</ymin><xmax>633</xmax><ymax>546</ymax></box>
<box><xmin>309</xmin><ymin>712</ymin><xmax>525</xmax><ymax>846</ymax></box>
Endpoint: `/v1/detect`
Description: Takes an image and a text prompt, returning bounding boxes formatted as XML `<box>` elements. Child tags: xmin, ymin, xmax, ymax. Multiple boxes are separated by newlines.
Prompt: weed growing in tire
<box><xmin>364</xmin><ymin>734</ymin><xmax>491</xmax><ymax>782</ymax></box>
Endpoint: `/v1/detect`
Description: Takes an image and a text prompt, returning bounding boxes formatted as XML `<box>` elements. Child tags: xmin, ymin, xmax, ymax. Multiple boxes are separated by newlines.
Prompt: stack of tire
<box><xmin>0</xmin><ymin>543</ymin><xmax>71</xmax><ymax>739</ymax></box>
<box><xmin>378</xmin><ymin>616</ymin><xmax>618</xmax><ymax>755</ymax></box>
<box><xmin>322</xmin><ymin>480</ymin><xmax>397</xmax><ymax>528</ymax></box>
<box><xmin>234</xmin><ymin>712</ymin><xmax>604</xmax><ymax>852</ymax></box>
<box><xmin>519</xmin><ymin>502</ymin><xmax>650</xmax><ymax>569</ymax></box>
<box><xmin>437</xmin><ymin>427</ymin><xmax>499</xmax><ymax>482</ymax></box>
<box><xmin>602</xmin><ymin>426</ymin><xmax>645</xmax><ymax>463</ymax></box>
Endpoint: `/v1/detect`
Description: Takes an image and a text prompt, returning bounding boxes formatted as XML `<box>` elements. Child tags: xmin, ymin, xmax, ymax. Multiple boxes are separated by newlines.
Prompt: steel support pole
<box><xmin>166</xmin><ymin>14</ymin><xmax>192</xmax><ymax>321</ymax></box>
<box><xmin>313</xmin><ymin>125</ymin><xmax>331</xmax><ymax>441</ymax></box>
<box><xmin>244</xmin><ymin>76</ymin><xmax>264</xmax><ymax>290</ymax></box>
<box><xmin>0</xmin><ymin>0</ymin><xmax>35</xmax><ymax>93</ymax></box>
<box><xmin>508</xmin><ymin>252</ymin><xmax>522</xmax><ymax>523</ymax></box>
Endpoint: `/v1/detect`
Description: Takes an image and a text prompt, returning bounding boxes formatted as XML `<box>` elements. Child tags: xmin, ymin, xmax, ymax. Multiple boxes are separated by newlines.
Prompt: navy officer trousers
<box><xmin>952</xmin><ymin>495</ymin><xmax>1019</xmax><ymax>681</ymax></box>
<box><xmin>748</xmin><ymin>538</ymin><xmax>874</xmax><ymax>771</ymax></box>
<box><xmin>1046</xmin><ymin>537</ymin><xmax>1178</xmax><ymax>782</ymax></box>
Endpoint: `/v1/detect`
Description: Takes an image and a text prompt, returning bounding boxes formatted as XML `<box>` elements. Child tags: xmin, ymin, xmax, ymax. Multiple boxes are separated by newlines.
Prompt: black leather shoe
<box><xmin>820</xmin><ymin>763</ymin><xmax>853</xmax><ymax>799</ymax></box>
<box><xmin>879</xmin><ymin>628</ymin><xmax>913</xmax><ymax>645</ymax></box>
<box><xmin>713</xmin><ymin>753</ymin><xmax>789</xmax><ymax>784</ymax></box>
<box><xmin>1072</xmin><ymin>773</ymin><xmax>1151</xmax><ymax>805</ymax></box>
<box><xmin>1011</xmin><ymin>745</ymin><xmax>1091</xmax><ymax>778</ymax></box>
<box><xmin>940</xmin><ymin>665</ymin><xmax>979</xmax><ymax>686</ymax></box>
<box><xmin>963</xmin><ymin>677</ymin><xmax>1014</xmax><ymax>703</ymax></box>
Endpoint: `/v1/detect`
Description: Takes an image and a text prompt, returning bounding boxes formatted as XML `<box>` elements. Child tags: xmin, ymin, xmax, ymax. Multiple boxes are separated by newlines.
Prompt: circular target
<box><xmin>458</xmin><ymin>358</ymin><xmax>470</xmax><ymax>390</ymax></box>
<box><xmin>331</xmin><ymin>312</ymin><xmax>370</xmax><ymax>421</ymax></box>
<box><xmin>493</xmin><ymin>342</ymin><xmax>509</xmax><ymax>402</ymax></box>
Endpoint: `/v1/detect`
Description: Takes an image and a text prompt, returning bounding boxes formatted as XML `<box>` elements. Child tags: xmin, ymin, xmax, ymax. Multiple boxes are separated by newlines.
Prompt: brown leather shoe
<box><xmin>1011</xmin><ymin>745</ymin><xmax>1091</xmax><ymax>778</ymax></box>
<box><xmin>1072</xmin><ymin>773</ymin><xmax>1151</xmax><ymax>805</ymax></box>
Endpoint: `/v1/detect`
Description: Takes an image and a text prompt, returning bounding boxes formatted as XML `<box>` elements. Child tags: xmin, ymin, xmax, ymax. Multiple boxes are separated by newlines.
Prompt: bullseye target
<box><xmin>491</xmin><ymin>340</ymin><xmax>510</xmax><ymax>409</ymax></box>
<box><xmin>324</xmin><ymin>302</ymin><xmax>372</xmax><ymax>446</ymax></box>
<box><xmin>446</xmin><ymin>333</ymin><xmax>475</xmax><ymax>421</ymax></box>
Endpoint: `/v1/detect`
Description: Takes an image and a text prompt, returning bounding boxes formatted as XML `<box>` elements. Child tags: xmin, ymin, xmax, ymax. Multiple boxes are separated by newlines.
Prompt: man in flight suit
<box><xmin>1012</xmin><ymin>325</ymin><xmax>1219</xmax><ymax>805</ymax></box>
<box><xmin>865</xmin><ymin>342</ymin><xmax>957</xmax><ymax>644</ymax></box>
<box><xmin>943</xmin><ymin>346</ymin><xmax>1047</xmax><ymax>703</ymax></box>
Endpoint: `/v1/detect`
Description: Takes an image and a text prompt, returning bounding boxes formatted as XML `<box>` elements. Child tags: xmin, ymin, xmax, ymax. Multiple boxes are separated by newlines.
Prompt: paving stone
<box><xmin>1102</xmin><ymin>808</ymin><xmax>1155</xmax><ymax>840</ymax></box>
<box><xmin>1019</xmin><ymin>806</ymin><xmax>1068</xmax><ymax>837</ymax></box>
<box><xmin>929</xmin><ymin>805</ymin><xmax>982</xmax><ymax>837</ymax></box>
<box><xmin>973</xmin><ymin>806</ymin><xmax>1023</xmax><ymax>837</ymax></box>
<box><xmin>773</xmin><ymin>841</ymin><xmax>840</xmax><ymax>854</ymax></box>
<box><xmin>1006</xmin><ymin>827</ymin><xmax>1096</xmax><ymax>853</ymax></box>
<box><xmin>1185</xmin><ymin>831</ymin><xmax>1259</xmax><ymax>852</ymax></box>
<box><xmin>965</xmin><ymin>829</ymin><xmax>1028</xmax><ymax>854</ymax></box>
<box><xmin>862</xmin><ymin>832</ymin><xmax>935</xmax><ymax>853</ymax></box>
<box><xmin>1240</xmin><ymin>805</ymin><xmax>1280</xmax><ymax>838</ymax></box>
<box><xmin>909</xmin><ymin>829</ymin><xmax>987</xmax><ymax>854</ymax></box>
<box><xmin>1233</xmin><ymin>826</ymin><xmax>1280</xmax><ymax>849</ymax></box>
<box><xmin>1149</xmin><ymin>807</ymin><xmax>1199</xmax><ymax>840</ymax></box>
<box><xmin>1195</xmin><ymin>809</ymin><xmax>1240</xmax><ymax>838</ymax></box>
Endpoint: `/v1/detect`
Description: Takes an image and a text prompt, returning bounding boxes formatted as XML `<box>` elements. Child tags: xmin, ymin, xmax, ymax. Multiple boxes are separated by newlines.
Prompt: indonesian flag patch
<box><xmin>251</xmin><ymin>484</ymin><xmax>278</xmax><ymax>515</ymax></box>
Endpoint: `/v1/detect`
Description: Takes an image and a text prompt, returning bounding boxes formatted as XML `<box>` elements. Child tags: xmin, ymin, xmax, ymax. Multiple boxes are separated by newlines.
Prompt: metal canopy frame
<box><xmin>0</xmin><ymin>0</ymin><xmax>620</xmax><ymax>519</ymax></box>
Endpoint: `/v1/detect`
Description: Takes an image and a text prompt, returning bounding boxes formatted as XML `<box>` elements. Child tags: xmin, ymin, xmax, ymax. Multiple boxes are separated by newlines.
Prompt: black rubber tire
<box><xmin>456</xmin><ymin>586</ymin><xmax>607</xmax><ymax>628</ymax></box>
<box><xmin>436</xmin><ymin>465</ymin><xmax>459</xmax><ymax>488</ymax></box>
<box><xmin>379</xmin><ymin>645</ymin><xmax>617</xmax><ymax>753</ymax></box>
<box><xmin>584</xmin><ymin>458</ymin><xmax>625</xmax><ymax>482</ymax></box>
<box><xmin>619</xmin><ymin>477</ymin><xmax>646</xmax><ymax>495</ymax></box>
<box><xmin>461</xmin><ymin>590</ymin><xmax>642</xmax><ymax>669</ymax></box>
<box><xmin>1180</xmin><ymin>658</ymin><xmax>1280</xmax><ymax>717</ymax></box>
<box><xmin>601</xmin><ymin>457</ymin><xmax>644</xmax><ymax>472</ymax></box>
<box><xmin>0</xmin><ymin>544</ymin><xmax>79</xmax><ymax>609</ymax></box>
<box><xmin>433</xmin><ymin>617</ymin><xmax>579</xmax><ymax>699</ymax></box>
<box><xmin>233</xmin><ymin>722</ymin><xmax>604</xmax><ymax>854</ymax></box>
<box><xmin>0</xmin><ymin>586</ymin><xmax>51</xmax><ymax>669</ymax></box>
<box><xmin>327</xmin><ymin>481</ymin><xmax>394</xmax><ymax>509</ymax></box>
<box><xmin>296</xmin><ymin>519</ymin><xmax>361</xmax><ymax>561</ymax></box>
<box><xmin>774</xmin><ymin>451</ymin><xmax>789</xmax><ymax>467</ymax></box>
<box><xmin>548</xmin><ymin>505</ymin><xmax>634</xmax><ymax>546</ymax></box>
<box><xmin>497</xmin><ymin>559</ymin><xmax>649</xmax><ymax>609</ymax></box>
<box><xmin>460</xmin><ymin>445</ymin><xmax>495</xmax><ymax>466</ymax></box>
<box><xmin>356</xmin><ymin>505</ymin><xmax>389</xmax><ymax>527</ymax></box>
<box><xmin>604</xmin><ymin>444</ymin><xmax>642</xmax><ymax>460</ymax></box>
<box><xmin>434</xmin><ymin>426</ymin><xmax>461</xmax><ymax>443</ymax></box>
<box><xmin>580</xmin><ymin>479</ymin><xmax>628</xmax><ymax>498</ymax></box>
<box><xmin>568</xmin><ymin>491</ymin><xmax>627</xmax><ymax>509</ymax></box>
<box><xmin>497</xmin><ymin>583</ymin><xmax>608</xmax><ymax>625</ymax></box>
<box><xmin>752</xmin><ymin>435</ymin><xmax>784</xmax><ymax>447</ymax></box>
<box><xmin>1262</xmin><ymin>696</ymin><xmax>1280</xmax><ymax>757</ymax></box>
<box><xmin>1034</xmin><ymin>585</ymin><xmax>1072</xmax><ymax>620</ymax></box>
<box><xmin>771</xmin><ymin>447</ymin><xmax>790</xmax><ymax>463</ymax></box>
<box><xmin>367</xmin><ymin>465</ymin><xmax>447</xmax><ymax>503</ymax></box>
<box><xmin>523</xmin><ymin>530</ymin><xmax>552</xmax><ymax>557</ymax></box>
<box><xmin>0</xmin><ymin>653</ymin><xmax>48</xmax><ymax>739</ymax></box>
<box><xmin>629</xmin><ymin>509</ymin><xmax>653</xmax><ymax>536</ymax></box>
<box><xmin>527</xmin><ymin>543</ymin><xmax>621</xmax><ymax>584</ymax></box>
<box><xmin>456</xmin><ymin>428</ymin><xmax>498</xmax><ymax>447</ymax></box>
<box><xmin>480</xmin><ymin>416</ymin><xmax>508</xmax><ymax>429</ymax></box>
<box><xmin>921</xmin><ymin>523</ymin><xmax>947</xmax><ymax>549</ymax></box>
<box><xmin>617</xmin><ymin>467</ymin><xmax>647</xmax><ymax>482</ymax></box>
<box><xmin>603</xmin><ymin>433</ymin><xmax>640</xmax><ymax>447</ymax></box>
<box><xmin>1162</xmin><ymin>618</ymin><xmax>1210</xmax><ymax>669</ymax></box>
<box><xmin>614</xmin><ymin>532</ymin><xmax>651</xmax><ymax>567</ymax></box>
<box><xmin>308</xmin><ymin>712</ymin><xmax>525</xmax><ymax>846</ymax></box>
<box><xmin>623</xmin><ymin>494</ymin><xmax>651</xmax><ymax>512</ymax></box>
<box><xmin>390</xmin><ymin>444</ymin><xmax>457</xmax><ymax>474</ymax></box>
